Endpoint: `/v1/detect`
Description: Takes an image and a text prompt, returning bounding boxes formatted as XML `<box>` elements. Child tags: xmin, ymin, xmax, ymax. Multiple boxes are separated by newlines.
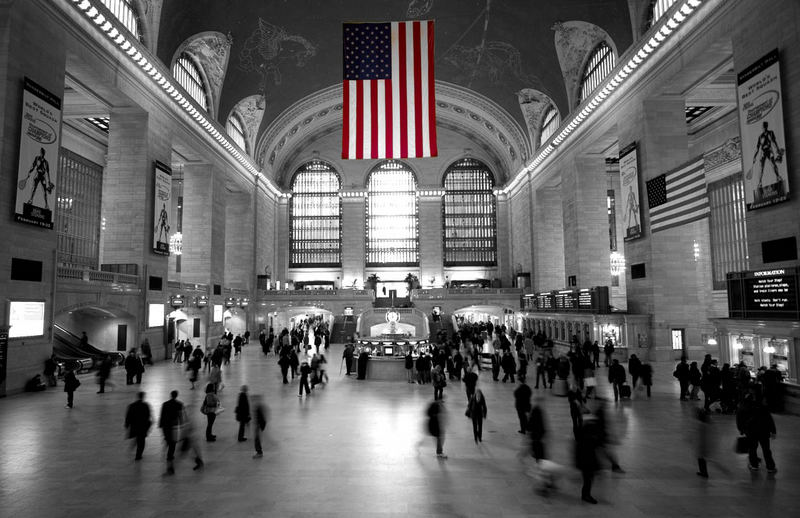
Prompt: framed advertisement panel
<box><xmin>619</xmin><ymin>142</ymin><xmax>642</xmax><ymax>241</ymax></box>
<box><xmin>14</xmin><ymin>78</ymin><xmax>62</xmax><ymax>229</ymax></box>
<box><xmin>153</xmin><ymin>161</ymin><xmax>172</xmax><ymax>255</ymax></box>
<box><xmin>738</xmin><ymin>49</ymin><xmax>790</xmax><ymax>210</ymax></box>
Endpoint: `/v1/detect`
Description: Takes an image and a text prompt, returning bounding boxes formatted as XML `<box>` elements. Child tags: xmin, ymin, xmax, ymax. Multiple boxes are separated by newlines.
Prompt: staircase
<box><xmin>330</xmin><ymin>315</ymin><xmax>357</xmax><ymax>343</ymax></box>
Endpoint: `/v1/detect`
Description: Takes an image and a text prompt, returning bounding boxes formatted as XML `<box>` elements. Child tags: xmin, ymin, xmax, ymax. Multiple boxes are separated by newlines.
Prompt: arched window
<box><xmin>100</xmin><ymin>0</ymin><xmax>142</xmax><ymax>42</ymax></box>
<box><xmin>226</xmin><ymin>114</ymin><xmax>247</xmax><ymax>152</ymax></box>
<box><xmin>648</xmin><ymin>0</ymin><xmax>678</xmax><ymax>28</ymax></box>
<box><xmin>539</xmin><ymin>105</ymin><xmax>560</xmax><ymax>147</ymax></box>
<box><xmin>443</xmin><ymin>159</ymin><xmax>497</xmax><ymax>266</ymax></box>
<box><xmin>366</xmin><ymin>161</ymin><xmax>418</xmax><ymax>266</ymax></box>
<box><xmin>579</xmin><ymin>42</ymin><xmax>616</xmax><ymax>104</ymax></box>
<box><xmin>290</xmin><ymin>161</ymin><xmax>341</xmax><ymax>267</ymax></box>
<box><xmin>172</xmin><ymin>53</ymin><xmax>210</xmax><ymax>112</ymax></box>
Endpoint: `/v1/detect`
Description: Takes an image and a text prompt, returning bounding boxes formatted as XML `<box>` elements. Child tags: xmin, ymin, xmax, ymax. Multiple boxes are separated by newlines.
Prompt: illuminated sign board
<box><xmin>728</xmin><ymin>268</ymin><xmax>799</xmax><ymax>319</ymax></box>
<box><xmin>213</xmin><ymin>305</ymin><xmax>223</xmax><ymax>322</ymax></box>
<box><xmin>8</xmin><ymin>300</ymin><xmax>46</xmax><ymax>338</ymax></box>
<box><xmin>524</xmin><ymin>287</ymin><xmax>610</xmax><ymax>314</ymax></box>
<box><xmin>147</xmin><ymin>303</ymin><xmax>165</xmax><ymax>327</ymax></box>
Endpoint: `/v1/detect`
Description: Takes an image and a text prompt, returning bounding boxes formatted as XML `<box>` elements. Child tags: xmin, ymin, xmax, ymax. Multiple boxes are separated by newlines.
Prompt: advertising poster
<box><xmin>14</xmin><ymin>78</ymin><xmax>62</xmax><ymax>229</ymax></box>
<box><xmin>619</xmin><ymin>142</ymin><xmax>642</xmax><ymax>241</ymax></box>
<box><xmin>153</xmin><ymin>161</ymin><xmax>172</xmax><ymax>255</ymax></box>
<box><xmin>738</xmin><ymin>49</ymin><xmax>790</xmax><ymax>210</ymax></box>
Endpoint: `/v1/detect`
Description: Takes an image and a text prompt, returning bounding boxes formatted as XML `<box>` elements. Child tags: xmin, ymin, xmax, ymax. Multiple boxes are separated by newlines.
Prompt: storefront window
<box><xmin>763</xmin><ymin>337</ymin><xmax>792</xmax><ymax>381</ymax></box>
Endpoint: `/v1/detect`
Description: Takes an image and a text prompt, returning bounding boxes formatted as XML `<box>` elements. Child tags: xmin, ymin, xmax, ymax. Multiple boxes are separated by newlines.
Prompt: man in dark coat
<box><xmin>235</xmin><ymin>385</ymin><xmax>251</xmax><ymax>441</ymax></box>
<box><xmin>63</xmin><ymin>366</ymin><xmax>80</xmax><ymax>408</ymax></box>
<box><xmin>453</xmin><ymin>350</ymin><xmax>464</xmax><ymax>381</ymax></box>
<box><xmin>463</xmin><ymin>367</ymin><xmax>478</xmax><ymax>406</ymax></box>
<box><xmin>357</xmin><ymin>349</ymin><xmax>369</xmax><ymax>380</ymax></box>
<box><xmin>674</xmin><ymin>357</ymin><xmax>691</xmax><ymax>400</ymax></box>
<box><xmin>628</xmin><ymin>354</ymin><xmax>642</xmax><ymax>388</ymax></box>
<box><xmin>513</xmin><ymin>382</ymin><xmax>532</xmax><ymax>434</ymax></box>
<box><xmin>125</xmin><ymin>391</ymin><xmax>152</xmax><ymax>460</ymax></box>
<box><xmin>608</xmin><ymin>359</ymin><xmax>626</xmax><ymax>401</ymax></box>
<box><xmin>737</xmin><ymin>393</ymin><xmax>777</xmax><ymax>472</ymax></box>
<box><xmin>159</xmin><ymin>390</ymin><xmax>184</xmax><ymax>474</ymax></box>
<box><xmin>97</xmin><ymin>355</ymin><xmax>113</xmax><ymax>393</ymax></box>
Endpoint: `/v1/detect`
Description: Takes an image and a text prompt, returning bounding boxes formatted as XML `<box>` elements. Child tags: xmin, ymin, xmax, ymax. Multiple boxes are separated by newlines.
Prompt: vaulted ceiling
<box><xmin>157</xmin><ymin>0</ymin><xmax>635</xmax><ymax>163</ymax></box>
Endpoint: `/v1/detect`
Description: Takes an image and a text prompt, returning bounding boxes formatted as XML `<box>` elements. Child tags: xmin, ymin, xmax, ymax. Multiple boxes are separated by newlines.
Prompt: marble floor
<box><xmin>0</xmin><ymin>345</ymin><xmax>798</xmax><ymax>517</ymax></box>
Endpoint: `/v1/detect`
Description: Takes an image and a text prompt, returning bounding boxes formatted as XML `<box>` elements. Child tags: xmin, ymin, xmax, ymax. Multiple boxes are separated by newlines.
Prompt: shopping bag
<box><xmin>734</xmin><ymin>436</ymin><xmax>749</xmax><ymax>454</ymax></box>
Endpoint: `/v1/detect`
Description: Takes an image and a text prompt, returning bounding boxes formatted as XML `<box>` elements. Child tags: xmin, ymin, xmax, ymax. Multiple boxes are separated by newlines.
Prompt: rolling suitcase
<box><xmin>619</xmin><ymin>383</ymin><xmax>631</xmax><ymax>398</ymax></box>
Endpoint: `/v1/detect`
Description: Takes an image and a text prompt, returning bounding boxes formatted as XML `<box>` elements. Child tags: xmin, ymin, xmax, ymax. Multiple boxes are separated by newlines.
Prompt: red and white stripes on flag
<box><xmin>342</xmin><ymin>20</ymin><xmax>437</xmax><ymax>160</ymax></box>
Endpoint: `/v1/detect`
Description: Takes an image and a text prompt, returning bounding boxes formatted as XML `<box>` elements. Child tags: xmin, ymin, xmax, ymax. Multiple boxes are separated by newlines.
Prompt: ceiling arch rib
<box><xmin>256</xmin><ymin>81</ymin><xmax>530</xmax><ymax>189</ymax></box>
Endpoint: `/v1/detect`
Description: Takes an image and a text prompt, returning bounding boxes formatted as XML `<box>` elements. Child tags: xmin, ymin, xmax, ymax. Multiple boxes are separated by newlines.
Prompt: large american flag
<box><xmin>646</xmin><ymin>157</ymin><xmax>709</xmax><ymax>233</ymax></box>
<box><xmin>342</xmin><ymin>20</ymin><xmax>437</xmax><ymax>159</ymax></box>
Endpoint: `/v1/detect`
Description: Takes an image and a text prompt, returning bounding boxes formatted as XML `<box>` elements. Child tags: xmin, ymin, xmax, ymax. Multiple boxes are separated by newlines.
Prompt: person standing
<box><xmin>608</xmin><ymin>359</ymin><xmax>626</xmax><ymax>402</ymax></box>
<box><xmin>44</xmin><ymin>354</ymin><xmax>58</xmax><ymax>387</ymax></box>
<box><xmin>702</xmin><ymin>360</ymin><xmax>721</xmax><ymax>412</ymax></box>
<box><xmin>674</xmin><ymin>357</ymin><xmax>691</xmax><ymax>400</ymax></box>
<box><xmin>513</xmin><ymin>382</ymin><xmax>532</xmax><ymax>434</ymax></box>
<box><xmin>209</xmin><ymin>364</ymin><xmax>223</xmax><ymax>394</ymax></box>
<box><xmin>491</xmin><ymin>350</ymin><xmax>502</xmax><ymax>381</ymax></box>
<box><xmin>235</xmin><ymin>385</ymin><xmax>251</xmax><ymax>441</ymax></box>
<box><xmin>124</xmin><ymin>392</ymin><xmax>152</xmax><ymax>461</ymax></box>
<box><xmin>96</xmin><ymin>355</ymin><xmax>113</xmax><ymax>394</ymax></box>
<box><xmin>278</xmin><ymin>351</ymin><xmax>291</xmax><ymax>384</ymax></box>
<box><xmin>640</xmin><ymin>363</ymin><xmax>653</xmax><ymax>398</ymax></box>
<box><xmin>159</xmin><ymin>390</ymin><xmax>184</xmax><ymax>475</ymax></box>
<box><xmin>344</xmin><ymin>340</ymin><xmax>355</xmax><ymax>376</ymax></box>
<box><xmin>124</xmin><ymin>349</ymin><xmax>139</xmax><ymax>385</ymax></box>
<box><xmin>453</xmin><ymin>350</ymin><xmax>464</xmax><ymax>381</ymax></box>
<box><xmin>63</xmin><ymin>365</ymin><xmax>80</xmax><ymax>408</ymax></box>
<box><xmin>404</xmin><ymin>347</ymin><xmax>414</xmax><ymax>383</ymax></box>
<box><xmin>468</xmin><ymin>388</ymin><xmax>487</xmax><ymax>443</ymax></box>
<box><xmin>603</xmin><ymin>339</ymin><xmax>614</xmax><ymax>367</ymax></box>
<box><xmin>737</xmin><ymin>393</ymin><xmax>777</xmax><ymax>473</ymax></box>
<box><xmin>200</xmin><ymin>383</ymin><xmax>220</xmax><ymax>441</ymax></box>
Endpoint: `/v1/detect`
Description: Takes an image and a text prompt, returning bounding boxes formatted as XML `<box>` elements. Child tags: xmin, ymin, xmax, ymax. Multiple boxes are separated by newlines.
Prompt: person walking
<box><xmin>187</xmin><ymin>353</ymin><xmax>201</xmax><ymax>390</ymax></box>
<box><xmin>278</xmin><ymin>351</ymin><xmax>291</xmax><ymax>384</ymax></box>
<box><xmin>463</xmin><ymin>366</ymin><xmax>478</xmax><ymax>406</ymax></box>
<box><xmin>674</xmin><ymin>357</ymin><xmax>691</xmax><ymax>400</ymax></box>
<box><xmin>235</xmin><ymin>385</ymin><xmax>251</xmax><ymax>441</ymax></box>
<box><xmin>628</xmin><ymin>354</ymin><xmax>642</xmax><ymax>389</ymax></box>
<box><xmin>688</xmin><ymin>361</ymin><xmax>702</xmax><ymax>400</ymax></box>
<box><xmin>209</xmin><ymin>364</ymin><xmax>222</xmax><ymax>393</ymax></box>
<box><xmin>124</xmin><ymin>349</ymin><xmax>140</xmax><ymax>385</ymax></box>
<box><xmin>252</xmin><ymin>395</ymin><xmax>268</xmax><ymax>458</ymax></box>
<box><xmin>344</xmin><ymin>341</ymin><xmax>355</xmax><ymax>376</ymax></box>
<box><xmin>575</xmin><ymin>414</ymin><xmax>601</xmax><ymax>504</ymax></box>
<box><xmin>513</xmin><ymin>382</ymin><xmax>532</xmax><ymax>434</ymax></box>
<box><xmin>467</xmin><ymin>388</ymin><xmax>487</xmax><ymax>443</ymax></box>
<box><xmin>608</xmin><ymin>359</ymin><xmax>627</xmax><ymax>401</ymax></box>
<box><xmin>736</xmin><ymin>392</ymin><xmax>777</xmax><ymax>473</ymax></box>
<box><xmin>159</xmin><ymin>390</ymin><xmax>185</xmax><ymax>475</ymax></box>
<box><xmin>298</xmin><ymin>360</ymin><xmax>312</xmax><ymax>397</ymax></box>
<box><xmin>200</xmin><ymin>383</ymin><xmax>220</xmax><ymax>441</ymax></box>
<box><xmin>432</xmin><ymin>365</ymin><xmax>447</xmax><ymax>401</ymax></box>
<box><xmin>44</xmin><ymin>354</ymin><xmax>58</xmax><ymax>387</ymax></box>
<box><xmin>427</xmin><ymin>399</ymin><xmax>447</xmax><ymax>458</ymax></box>
<box><xmin>63</xmin><ymin>365</ymin><xmax>80</xmax><ymax>408</ymax></box>
<box><xmin>491</xmin><ymin>350</ymin><xmax>502</xmax><ymax>381</ymax></box>
<box><xmin>124</xmin><ymin>392</ymin><xmax>152</xmax><ymax>461</ymax></box>
<box><xmin>640</xmin><ymin>363</ymin><xmax>653</xmax><ymax>398</ymax></box>
<box><xmin>528</xmin><ymin>395</ymin><xmax>546</xmax><ymax>462</ymax></box>
<box><xmin>96</xmin><ymin>355</ymin><xmax>113</xmax><ymax>394</ymax></box>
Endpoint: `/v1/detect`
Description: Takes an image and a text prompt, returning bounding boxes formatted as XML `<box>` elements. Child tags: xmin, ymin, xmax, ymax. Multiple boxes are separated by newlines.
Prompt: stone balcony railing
<box><xmin>57</xmin><ymin>266</ymin><xmax>140</xmax><ymax>291</ymax></box>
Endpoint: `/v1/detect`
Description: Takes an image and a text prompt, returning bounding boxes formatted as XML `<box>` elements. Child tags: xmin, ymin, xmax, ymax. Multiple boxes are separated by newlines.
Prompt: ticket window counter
<box><xmin>760</xmin><ymin>337</ymin><xmax>793</xmax><ymax>383</ymax></box>
<box><xmin>729</xmin><ymin>334</ymin><xmax>794</xmax><ymax>383</ymax></box>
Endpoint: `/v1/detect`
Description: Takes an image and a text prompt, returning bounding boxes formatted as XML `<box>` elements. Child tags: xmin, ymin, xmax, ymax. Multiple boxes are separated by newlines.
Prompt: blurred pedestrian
<box><xmin>252</xmin><ymin>395</ymin><xmax>268</xmax><ymax>458</ymax></box>
<box><xmin>298</xmin><ymin>361</ymin><xmax>312</xmax><ymax>397</ymax></box>
<box><xmin>124</xmin><ymin>391</ymin><xmax>152</xmax><ymax>461</ymax></box>
<box><xmin>513</xmin><ymin>382</ymin><xmax>532</xmax><ymax>434</ymax></box>
<box><xmin>640</xmin><ymin>363</ymin><xmax>653</xmax><ymax>398</ymax></box>
<box><xmin>209</xmin><ymin>364</ymin><xmax>222</xmax><ymax>393</ymax></box>
<box><xmin>427</xmin><ymin>399</ymin><xmax>447</xmax><ymax>458</ymax></box>
<box><xmin>528</xmin><ymin>394</ymin><xmax>546</xmax><ymax>462</ymax></box>
<box><xmin>235</xmin><ymin>385</ymin><xmax>251</xmax><ymax>441</ymax></box>
<box><xmin>575</xmin><ymin>414</ymin><xmax>600</xmax><ymax>504</ymax></box>
<box><xmin>159</xmin><ymin>390</ymin><xmax>189</xmax><ymax>474</ymax></box>
<box><xmin>44</xmin><ymin>354</ymin><xmax>58</xmax><ymax>387</ymax></box>
<box><xmin>432</xmin><ymin>365</ymin><xmax>447</xmax><ymax>401</ymax></box>
<box><xmin>463</xmin><ymin>366</ymin><xmax>478</xmax><ymax>405</ymax></box>
<box><xmin>96</xmin><ymin>355</ymin><xmax>113</xmax><ymax>394</ymax></box>
<box><xmin>608</xmin><ymin>359</ymin><xmax>626</xmax><ymax>401</ymax></box>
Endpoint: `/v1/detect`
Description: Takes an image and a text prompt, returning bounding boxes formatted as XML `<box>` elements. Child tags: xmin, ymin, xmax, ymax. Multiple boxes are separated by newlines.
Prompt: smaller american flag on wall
<box><xmin>646</xmin><ymin>157</ymin><xmax>709</xmax><ymax>233</ymax></box>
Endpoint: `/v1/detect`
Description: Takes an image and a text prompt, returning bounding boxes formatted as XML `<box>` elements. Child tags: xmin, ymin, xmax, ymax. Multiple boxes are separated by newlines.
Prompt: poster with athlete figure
<box><xmin>738</xmin><ymin>49</ymin><xmax>790</xmax><ymax>210</ymax></box>
<box><xmin>619</xmin><ymin>142</ymin><xmax>642</xmax><ymax>241</ymax></box>
<box><xmin>14</xmin><ymin>78</ymin><xmax>62</xmax><ymax>229</ymax></box>
<box><xmin>153</xmin><ymin>161</ymin><xmax>172</xmax><ymax>255</ymax></box>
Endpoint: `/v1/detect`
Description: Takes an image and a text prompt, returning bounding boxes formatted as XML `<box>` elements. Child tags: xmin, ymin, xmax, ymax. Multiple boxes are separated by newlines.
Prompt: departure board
<box><xmin>728</xmin><ymin>268</ymin><xmax>800</xmax><ymax>319</ymax></box>
<box><xmin>524</xmin><ymin>287</ymin><xmax>610</xmax><ymax>313</ymax></box>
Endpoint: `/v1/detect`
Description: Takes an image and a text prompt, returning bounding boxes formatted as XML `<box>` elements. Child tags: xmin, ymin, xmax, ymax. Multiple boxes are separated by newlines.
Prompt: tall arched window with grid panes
<box><xmin>172</xmin><ymin>53</ymin><xmax>210</xmax><ymax>112</ymax></box>
<box><xmin>539</xmin><ymin>105</ymin><xmax>560</xmax><ymax>148</ymax></box>
<box><xmin>100</xmin><ymin>0</ymin><xmax>142</xmax><ymax>42</ymax></box>
<box><xmin>226</xmin><ymin>114</ymin><xmax>247</xmax><ymax>153</ymax></box>
<box><xmin>290</xmin><ymin>161</ymin><xmax>342</xmax><ymax>268</ymax></box>
<box><xmin>578</xmin><ymin>42</ymin><xmax>616</xmax><ymax>104</ymax></box>
<box><xmin>366</xmin><ymin>161</ymin><xmax>418</xmax><ymax>266</ymax></box>
<box><xmin>442</xmin><ymin>159</ymin><xmax>497</xmax><ymax>267</ymax></box>
<box><xmin>647</xmin><ymin>0</ymin><xmax>678</xmax><ymax>28</ymax></box>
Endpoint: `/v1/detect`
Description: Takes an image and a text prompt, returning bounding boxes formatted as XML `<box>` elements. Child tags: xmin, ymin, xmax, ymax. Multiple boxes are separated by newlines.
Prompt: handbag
<box><xmin>734</xmin><ymin>436</ymin><xmax>749</xmax><ymax>454</ymax></box>
<box><xmin>584</xmin><ymin>376</ymin><xmax>597</xmax><ymax>388</ymax></box>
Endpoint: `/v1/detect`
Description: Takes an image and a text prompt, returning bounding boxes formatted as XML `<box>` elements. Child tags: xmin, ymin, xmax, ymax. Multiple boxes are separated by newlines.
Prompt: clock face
<box><xmin>385</xmin><ymin>310</ymin><xmax>400</xmax><ymax>324</ymax></box>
